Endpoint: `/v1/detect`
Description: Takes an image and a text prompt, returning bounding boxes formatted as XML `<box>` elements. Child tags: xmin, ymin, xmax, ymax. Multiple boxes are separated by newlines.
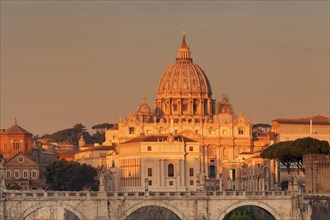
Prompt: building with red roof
<box><xmin>0</xmin><ymin>120</ymin><xmax>33</xmax><ymax>159</ymax></box>
<box><xmin>271</xmin><ymin>115</ymin><xmax>330</xmax><ymax>142</ymax></box>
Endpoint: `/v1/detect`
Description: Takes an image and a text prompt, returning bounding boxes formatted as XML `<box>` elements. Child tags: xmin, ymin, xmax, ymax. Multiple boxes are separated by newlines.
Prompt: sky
<box><xmin>0</xmin><ymin>1</ymin><xmax>329</xmax><ymax>136</ymax></box>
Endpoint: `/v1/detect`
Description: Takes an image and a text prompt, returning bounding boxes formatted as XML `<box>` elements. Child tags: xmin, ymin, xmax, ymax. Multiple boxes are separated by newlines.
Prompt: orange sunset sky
<box><xmin>1</xmin><ymin>1</ymin><xmax>329</xmax><ymax>135</ymax></box>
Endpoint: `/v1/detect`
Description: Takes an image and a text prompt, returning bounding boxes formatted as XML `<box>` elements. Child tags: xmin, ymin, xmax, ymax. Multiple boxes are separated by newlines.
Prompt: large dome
<box><xmin>157</xmin><ymin>35</ymin><xmax>212</xmax><ymax>99</ymax></box>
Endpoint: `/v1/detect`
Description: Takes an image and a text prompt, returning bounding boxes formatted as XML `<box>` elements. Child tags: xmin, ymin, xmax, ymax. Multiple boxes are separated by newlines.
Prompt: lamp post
<box><xmin>144</xmin><ymin>178</ymin><xmax>148</xmax><ymax>192</ymax></box>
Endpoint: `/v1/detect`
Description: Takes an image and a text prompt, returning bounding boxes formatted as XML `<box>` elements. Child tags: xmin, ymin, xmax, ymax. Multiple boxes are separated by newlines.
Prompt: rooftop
<box><xmin>272</xmin><ymin>115</ymin><xmax>330</xmax><ymax>125</ymax></box>
<box><xmin>123</xmin><ymin>134</ymin><xmax>196</xmax><ymax>144</ymax></box>
<box><xmin>1</xmin><ymin>121</ymin><xmax>32</xmax><ymax>135</ymax></box>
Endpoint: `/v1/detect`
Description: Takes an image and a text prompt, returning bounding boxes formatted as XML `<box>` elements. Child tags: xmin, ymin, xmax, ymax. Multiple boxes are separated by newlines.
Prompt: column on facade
<box><xmin>179</xmin><ymin>99</ymin><xmax>182</xmax><ymax>115</ymax></box>
<box><xmin>163</xmin><ymin>160</ymin><xmax>166</xmax><ymax>186</ymax></box>
<box><xmin>201</xmin><ymin>145</ymin><xmax>205</xmax><ymax>174</ymax></box>
<box><xmin>255</xmin><ymin>177</ymin><xmax>258</xmax><ymax>191</ymax></box>
<box><xmin>190</xmin><ymin>100</ymin><xmax>194</xmax><ymax>115</ymax></box>
<box><xmin>178</xmin><ymin>159</ymin><xmax>182</xmax><ymax>187</ymax></box>
<box><xmin>207</xmin><ymin>99</ymin><xmax>211</xmax><ymax>115</ymax></box>
<box><xmin>219</xmin><ymin>178</ymin><xmax>222</xmax><ymax>191</ymax></box>
<box><xmin>182</xmin><ymin>159</ymin><xmax>186</xmax><ymax>188</ymax></box>
<box><xmin>216</xmin><ymin>145</ymin><xmax>221</xmax><ymax>176</ymax></box>
<box><xmin>159</xmin><ymin>159</ymin><xmax>162</xmax><ymax>187</ymax></box>
<box><xmin>201</xmin><ymin>100</ymin><xmax>204</xmax><ymax>115</ymax></box>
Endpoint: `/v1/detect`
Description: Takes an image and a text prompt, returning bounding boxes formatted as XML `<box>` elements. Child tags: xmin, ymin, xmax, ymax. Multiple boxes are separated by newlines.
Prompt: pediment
<box><xmin>4</xmin><ymin>152</ymin><xmax>38</xmax><ymax>167</ymax></box>
<box><xmin>125</xmin><ymin>114</ymin><xmax>140</xmax><ymax>126</ymax></box>
<box><xmin>234</xmin><ymin>113</ymin><xmax>252</xmax><ymax>126</ymax></box>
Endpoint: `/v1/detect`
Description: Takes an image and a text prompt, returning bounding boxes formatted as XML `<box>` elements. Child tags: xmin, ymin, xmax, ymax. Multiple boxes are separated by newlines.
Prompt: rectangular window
<box><xmin>32</xmin><ymin>170</ymin><xmax>37</xmax><ymax>178</ymax></box>
<box><xmin>147</xmin><ymin>146</ymin><xmax>152</xmax><ymax>151</ymax></box>
<box><xmin>189</xmin><ymin>168</ymin><xmax>194</xmax><ymax>177</ymax></box>
<box><xmin>238</xmin><ymin>128</ymin><xmax>244</xmax><ymax>135</ymax></box>
<box><xmin>129</xmin><ymin>127</ymin><xmax>135</xmax><ymax>134</ymax></box>
<box><xmin>6</xmin><ymin>170</ymin><xmax>10</xmax><ymax>178</ymax></box>
<box><xmin>190</xmin><ymin>180</ymin><xmax>194</xmax><ymax>186</ymax></box>
<box><xmin>148</xmin><ymin>180</ymin><xmax>152</xmax><ymax>186</ymax></box>
<box><xmin>23</xmin><ymin>170</ymin><xmax>28</xmax><ymax>178</ymax></box>
<box><xmin>148</xmin><ymin>168</ymin><xmax>152</xmax><ymax>177</ymax></box>
<box><xmin>14</xmin><ymin>170</ymin><xmax>19</xmax><ymax>178</ymax></box>
<box><xmin>169</xmin><ymin>181</ymin><xmax>173</xmax><ymax>186</ymax></box>
<box><xmin>189</xmin><ymin>146</ymin><xmax>193</xmax><ymax>151</ymax></box>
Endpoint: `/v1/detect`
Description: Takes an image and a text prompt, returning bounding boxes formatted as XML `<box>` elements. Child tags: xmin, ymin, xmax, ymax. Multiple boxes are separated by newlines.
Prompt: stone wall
<box><xmin>0</xmin><ymin>190</ymin><xmax>298</xmax><ymax>220</ymax></box>
<box><xmin>303</xmin><ymin>154</ymin><xmax>330</xmax><ymax>194</ymax></box>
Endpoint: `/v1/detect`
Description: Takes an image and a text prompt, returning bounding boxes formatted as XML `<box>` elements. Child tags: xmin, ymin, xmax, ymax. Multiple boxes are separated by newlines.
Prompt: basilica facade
<box><xmin>103</xmin><ymin>35</ymin><xmax>271</xmax><ymax>192</ymax></box>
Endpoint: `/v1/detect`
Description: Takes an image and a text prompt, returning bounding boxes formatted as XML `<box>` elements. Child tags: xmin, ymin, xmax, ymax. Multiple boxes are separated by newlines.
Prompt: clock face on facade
<box><xmin>17</xmin><ymin>156</ymin><xmax>24</xmax><ymax>163</ymax></box>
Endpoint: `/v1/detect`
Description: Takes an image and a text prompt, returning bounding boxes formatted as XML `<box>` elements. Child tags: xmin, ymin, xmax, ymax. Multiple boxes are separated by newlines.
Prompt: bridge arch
<box><xmin>19</xmin><ymin>201</ymin><xmax>87</xmax><ymax>220</ymax></box>
<box><xmin>217</xmin><ymin>201</ymin><xmax>281</xmax><ymax>220</ymax></box>
<box><xmin>123</xmin><ymin>201</ymin><xmax>185</xmax><ymax>220</ymax></box>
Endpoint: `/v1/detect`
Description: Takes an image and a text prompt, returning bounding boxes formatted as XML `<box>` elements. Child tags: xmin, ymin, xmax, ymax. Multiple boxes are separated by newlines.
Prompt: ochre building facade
<box><xmin>0</xmin><ymin>121</ymin><xmax>33</xmax><ymax>160</ymax></box>
<box><xmin>102</xmin><ymin>35</ymin><xmax>276</xmax><ymax>192</ymax></box>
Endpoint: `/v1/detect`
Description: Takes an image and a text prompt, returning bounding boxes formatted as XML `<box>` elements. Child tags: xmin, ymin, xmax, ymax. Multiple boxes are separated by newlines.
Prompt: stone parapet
<box><xmin>1</xmin><ymin>190</ymin><xmax>305</xmax><ymax>220</ymax></box>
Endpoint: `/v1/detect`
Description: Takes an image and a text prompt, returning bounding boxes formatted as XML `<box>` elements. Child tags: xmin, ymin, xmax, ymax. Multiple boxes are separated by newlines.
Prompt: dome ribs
<box><xmin>154</xmin><ymin>34</ymin><xmax>215</xmax><ymax>119</ymax></box>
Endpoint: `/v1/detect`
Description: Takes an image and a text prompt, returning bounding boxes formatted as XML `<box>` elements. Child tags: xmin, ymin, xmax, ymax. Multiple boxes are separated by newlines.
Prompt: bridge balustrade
<box><xmin>1</xmin><ymin>190</ymin><xmax>293</xmax><ymax>201</ymax></box>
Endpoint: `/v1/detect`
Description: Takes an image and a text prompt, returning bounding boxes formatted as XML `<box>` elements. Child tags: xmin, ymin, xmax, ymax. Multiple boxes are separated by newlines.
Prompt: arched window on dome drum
<box><xmin>168</xmin><ymin>163</ymin><xmax>174</xmax><ymax>177</ymax></box>
<box><xmin>173</xmin><ymin>104</ymin><xmax>177</xmax><ymax>112</ymax></box>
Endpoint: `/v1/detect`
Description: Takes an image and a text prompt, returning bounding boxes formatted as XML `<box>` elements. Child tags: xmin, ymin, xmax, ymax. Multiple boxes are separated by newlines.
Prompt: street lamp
<box><xmin>145</xmin><ymin>178</ymin><xmax>148</xmax><ymax>192</ymax></box>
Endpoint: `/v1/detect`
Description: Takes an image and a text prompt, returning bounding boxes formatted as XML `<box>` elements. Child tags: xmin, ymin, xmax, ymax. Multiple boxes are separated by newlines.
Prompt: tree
<box><xmin>224</xmin><ymin>207</ymin><xmax>255</xmax><ymax>220</ymax></box>
<box><xmin>41</xmin><ymin>123</ymin><xmax>92</xmax><ymax>146</ymax></box>
<box><xmin>261</xmin><ymin>137</ymin><xmax>330</xmax><ymax>174</ymax></box>
<box><xmin>92</xmin><ymin>131</ymin><xmax>106</xmax><ymax>144</ymax></box>
<box><xmin>92</xmin><ymin>123</ymin><xmax>114</xmax><ymax>135</ymax></box>
<box><xmin>91</xmin><ymin>123</ymin><xmax>114</xmax><ymax>144</ymax></box>
<box><xmin>45</xmin><ymin>160</ymin><xmax>99</xmax><ymax>191</ymax></box>
<box><xmin>91</xmin><ymin>123</ymin><xmax>114</xmax><ymax>131</ymax></box>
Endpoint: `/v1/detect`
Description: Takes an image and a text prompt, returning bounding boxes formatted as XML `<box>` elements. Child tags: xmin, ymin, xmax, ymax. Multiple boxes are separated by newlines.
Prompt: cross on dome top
<box><xmin>177</xmin><ymin>32</ymin><xmax>191</xmax><ymax>60</ymax></box>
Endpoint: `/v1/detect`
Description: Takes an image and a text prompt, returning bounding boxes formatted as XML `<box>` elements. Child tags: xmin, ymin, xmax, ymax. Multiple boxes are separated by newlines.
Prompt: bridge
<box><xmin>0</xmin><ymin>190</ymin><xmax>313</xmax><ymax>220</ymax></box>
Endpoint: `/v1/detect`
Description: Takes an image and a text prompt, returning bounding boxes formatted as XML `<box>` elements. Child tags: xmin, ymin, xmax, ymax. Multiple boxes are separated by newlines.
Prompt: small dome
<box><xmin>157</xmin><ymin>34</ymin><xmax>212</xmax><ymax>99</ymax></box>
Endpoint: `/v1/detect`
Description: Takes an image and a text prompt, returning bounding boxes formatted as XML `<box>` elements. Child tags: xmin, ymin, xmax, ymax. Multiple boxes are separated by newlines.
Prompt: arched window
<box><xmin>168</xmin><ymin>163</ymin><xmax>174</xmax><ymax>177</ymax></box>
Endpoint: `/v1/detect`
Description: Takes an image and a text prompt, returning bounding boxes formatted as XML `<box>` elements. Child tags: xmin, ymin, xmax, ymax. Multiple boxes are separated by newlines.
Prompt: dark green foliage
<box><xmin>41</xmin><ymin>123</ymin><xmax>113</xmax><ymax>146</ymax></box>
<box><xmin>45</xmin><ymin>160</ymin><xmax>99</xmax><ymax>191</ymax></box>
<box><xmin>224</xmin><ymin>207</ymin><xmax>255</xmax><ymax>220</ymax></box>
<box><xmin>126</xmin><ymin>206</ymin><xmax>180</xmax><ymax>220</ymax></box>
<box><xmin>261</xmin><ymin>137</ymin><xmax>329</xmax><ymax>173</ymax></box>
<box><xmin>91</xmin><ymin>123</ymin><xmax>114</xmax><ymax>130</ymax></box>
<box><xmin>224</xmin><ymin>206</ymin><xmax>275</xmax><ymax>220</ymax></box>
<box><xmin>42</xmin><ymin>123</ymin><xmax>91</xmax><ymax>146</ymax></box>
<box><xmin>92</xmin><ymin>131</ymin><xmax>105</xmax><ymax>144</ymax></box>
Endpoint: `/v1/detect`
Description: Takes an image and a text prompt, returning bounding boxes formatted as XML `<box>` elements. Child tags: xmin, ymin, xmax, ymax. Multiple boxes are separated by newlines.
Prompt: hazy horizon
<box><xmin>1</xmin><ymin>1</ymin><xmax>329</xmax><ymax>135</ymax></box>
